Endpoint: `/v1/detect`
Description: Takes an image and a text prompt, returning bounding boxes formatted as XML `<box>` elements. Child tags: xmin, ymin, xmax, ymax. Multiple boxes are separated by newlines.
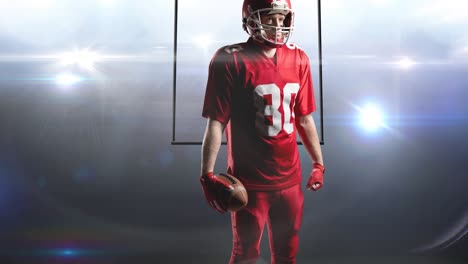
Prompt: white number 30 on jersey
<box><xmin>253</xmin><ymin>83</ymin><xmax>300</xmax><ymax>137</ymax></box>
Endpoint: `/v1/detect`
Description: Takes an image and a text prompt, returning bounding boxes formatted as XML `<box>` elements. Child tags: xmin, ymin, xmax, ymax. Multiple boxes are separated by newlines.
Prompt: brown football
<box><xmin>216</xmin><ymin>173</ymin><xmax>248</xmax><ymax>212</ymax></box>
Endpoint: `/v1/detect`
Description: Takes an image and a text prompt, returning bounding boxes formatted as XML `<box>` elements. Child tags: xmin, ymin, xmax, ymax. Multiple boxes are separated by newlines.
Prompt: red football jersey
<box><xmin>202</xmin><ymin>38</ymin><xmax>316</xmax><ymax>191</ymax></box>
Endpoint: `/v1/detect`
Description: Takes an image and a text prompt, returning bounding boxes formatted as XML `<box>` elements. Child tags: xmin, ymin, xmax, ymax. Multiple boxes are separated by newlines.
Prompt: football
<box><xmin>216</xmin><ymin>173</ymin><xmax>248</xmax><ymax>212</ymax></box>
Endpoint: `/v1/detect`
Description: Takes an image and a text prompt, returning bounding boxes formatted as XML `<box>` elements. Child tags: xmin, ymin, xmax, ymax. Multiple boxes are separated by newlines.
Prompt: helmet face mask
<box><xmin>243</xmin><ymin>0</ymin><xmax>295</xmax><ymax>48</ymax></box>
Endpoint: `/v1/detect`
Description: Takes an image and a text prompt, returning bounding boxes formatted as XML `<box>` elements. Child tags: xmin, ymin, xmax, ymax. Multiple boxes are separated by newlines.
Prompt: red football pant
<box><xmin>229</xmin><ymin>184</ymin><xmax>304</xmax><ymax>264</ymax></box>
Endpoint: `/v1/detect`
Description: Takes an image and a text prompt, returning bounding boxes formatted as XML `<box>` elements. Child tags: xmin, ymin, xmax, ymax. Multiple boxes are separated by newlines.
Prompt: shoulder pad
<box><xmin>223</xmin><ymin>44</ymin><xmax>245</xmax><ymax>54</ymax></box>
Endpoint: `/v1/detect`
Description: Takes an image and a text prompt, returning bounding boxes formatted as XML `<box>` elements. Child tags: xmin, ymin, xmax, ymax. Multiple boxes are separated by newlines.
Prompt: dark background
<box><xmin>0</xmin><ymin>0</ymin><xmax>467</xmax><ymax>263</ymax></box>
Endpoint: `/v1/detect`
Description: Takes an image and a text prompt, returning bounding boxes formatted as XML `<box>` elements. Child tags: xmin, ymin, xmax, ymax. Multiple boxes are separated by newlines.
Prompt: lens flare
<box><xmin>358</xmin><ymin>103</ymin><xmax>386</xmax><ymax>132</ymax></box>
<box><xmin>55</xmin><ymin>73</ymin><xmax>83</xmax><ymax>86</ymax></box>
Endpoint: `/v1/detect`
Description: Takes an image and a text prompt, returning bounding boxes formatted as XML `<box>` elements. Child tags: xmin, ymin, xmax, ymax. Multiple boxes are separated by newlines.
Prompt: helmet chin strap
<box><xmin>253</xmin><ymin>35</ymin><xmax>284</xmax><ymax>48</ymax></box>
<box><xmin>254</xmin><ymin>26</ymin><xmax>286</xmax><ymax>48</ymax></box>
<box><xmin>264</xmin><ymin>40</ymin><xmax>284</xmax><ymax>48</ymax></box>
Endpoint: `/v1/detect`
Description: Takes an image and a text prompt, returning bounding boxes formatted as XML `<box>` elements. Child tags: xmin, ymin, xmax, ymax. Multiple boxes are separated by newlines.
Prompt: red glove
<box><xmin>200</xmin><ymin>172</ymin><xmax>233</xmax><ymax>213</ymax></box>
<box><xmin>306</xmin><ymin>163</ymin><xmax>325</xmax><ymax>191</ymax></box>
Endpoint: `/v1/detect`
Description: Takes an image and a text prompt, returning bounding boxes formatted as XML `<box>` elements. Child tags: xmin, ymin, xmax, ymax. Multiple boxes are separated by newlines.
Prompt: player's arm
<box><xmin>200</xmin><ymin>49</ymin><xmax>233</xmax><ymax>211</ymax></box>
<box><xmin>200</xmin><ymin>118</ymin><xmax>230</xmax><ymax>213</ymax></box>
<box><xmin>201</xmin><ymin>118</ymin><xmax>225</xmax><ymax>175</ymax></box>
<box><xmin>295</xmin><ymin>114</ymin><xmax>325</xmax><ymax>191</ymax></box>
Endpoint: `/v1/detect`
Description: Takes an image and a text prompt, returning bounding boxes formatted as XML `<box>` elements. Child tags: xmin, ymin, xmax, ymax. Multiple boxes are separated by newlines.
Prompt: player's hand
<box><xmin>200</xmin><ymin>172</ymin><xmax>233</xmax><ymax>213</ymax></box>
<box><xmin>306</xmin><ymin>163</ymin><xmax>325</xmax><ymax>191</ymax></box>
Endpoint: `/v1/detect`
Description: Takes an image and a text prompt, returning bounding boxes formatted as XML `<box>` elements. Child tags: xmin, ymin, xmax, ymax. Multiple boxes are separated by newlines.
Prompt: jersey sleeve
<box><xmin>202</xmin><ymin>50</ymin><xmax>234</xmax><ymax>125</ymax></box>
<box><xmin>294</xmin><ymin>50</ymin><xmax>316</xmax><ymax>117</ymax></box>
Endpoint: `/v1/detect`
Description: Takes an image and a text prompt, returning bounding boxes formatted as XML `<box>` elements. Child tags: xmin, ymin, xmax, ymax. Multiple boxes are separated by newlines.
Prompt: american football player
<box><xmin>200</xmin><ymin>0</ymin><xmax>325</xmax><ymax>263</ymax></box>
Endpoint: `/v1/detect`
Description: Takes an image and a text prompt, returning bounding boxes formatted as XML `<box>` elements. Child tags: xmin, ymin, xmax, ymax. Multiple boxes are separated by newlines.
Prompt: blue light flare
<box><xmin>55</xmin><ymin>73</ymin><xmax>83</xmax><ymax>86</ymax></box>
<box><xmin>357</xmin><ymin>103</ymin><xmax>387</xmax><ymax>132</ymax></box>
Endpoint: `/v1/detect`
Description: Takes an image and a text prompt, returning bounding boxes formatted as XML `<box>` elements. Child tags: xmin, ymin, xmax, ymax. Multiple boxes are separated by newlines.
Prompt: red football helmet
<box><xmin>242</xmin><ymin>0</ymin><xmax>295</xmax><ymax>48</ymax></box>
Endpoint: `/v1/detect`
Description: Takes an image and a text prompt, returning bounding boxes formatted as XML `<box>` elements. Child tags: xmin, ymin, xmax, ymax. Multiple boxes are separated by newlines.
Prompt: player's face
<box><xmin>260</xmin><ymin>13</ymin><xmax>286</xmax><ymax>42</ymax></box>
